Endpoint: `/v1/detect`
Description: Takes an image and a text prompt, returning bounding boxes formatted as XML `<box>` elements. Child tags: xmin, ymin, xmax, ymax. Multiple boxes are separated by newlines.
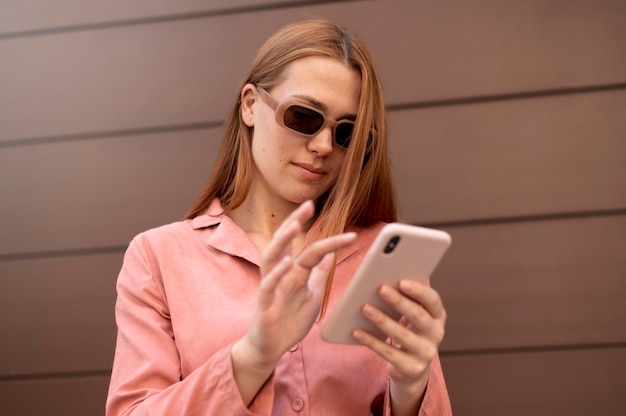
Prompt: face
<box><xmin>241</xmin><ymin>56</ymin><xmax>362</xmax><ymax>208</ymax></box>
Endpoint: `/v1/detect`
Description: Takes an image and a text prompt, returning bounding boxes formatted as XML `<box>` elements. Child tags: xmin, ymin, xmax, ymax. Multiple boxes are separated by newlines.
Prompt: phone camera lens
<box><xmin>384</xmin><ymin>236</ymin><xmax>400</xmax><ymax>253</ymax></box>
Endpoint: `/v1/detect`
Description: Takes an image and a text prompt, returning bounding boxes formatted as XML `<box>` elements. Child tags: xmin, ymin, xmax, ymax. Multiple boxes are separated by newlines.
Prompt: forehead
<box><xmin>275</xmin><ymin>56</ymin><xmax>362</xmax><ymax>114</ymax></box>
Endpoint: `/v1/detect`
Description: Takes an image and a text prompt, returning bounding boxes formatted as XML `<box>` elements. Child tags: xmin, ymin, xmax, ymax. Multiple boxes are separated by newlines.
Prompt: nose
<box><xmin>307</xmin><ymin>125</ymin><xmax>334</xmax><ymax>156</ymax></box>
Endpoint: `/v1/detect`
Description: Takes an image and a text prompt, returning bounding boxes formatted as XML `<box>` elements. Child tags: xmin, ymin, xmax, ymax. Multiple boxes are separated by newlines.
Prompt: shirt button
<box><xmin>291</xmin><ymin>398</ymin><xmax>304</xmax><ymax>412</ymax></box>
<box><xmin>289</xmin><ymin>344</ymin><xmax>299</xmax><ymax>352</ymax></box>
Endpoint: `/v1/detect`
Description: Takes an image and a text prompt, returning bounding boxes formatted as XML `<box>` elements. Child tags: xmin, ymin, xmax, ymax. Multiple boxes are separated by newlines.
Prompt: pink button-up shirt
<box><xmin>106</xmin><ymin>199</ymin><xmax>451</xmax><ymax>415</ymax></box>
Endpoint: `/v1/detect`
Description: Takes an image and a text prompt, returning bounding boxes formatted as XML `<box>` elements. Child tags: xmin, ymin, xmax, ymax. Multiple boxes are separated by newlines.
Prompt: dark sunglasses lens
<box><xmin>283</xmin><ymin>105</ymin><xmax>324</xmax><ymax>135</ymax></box>
<box><xmin>334</xmin><ymin>122</ymin><xmax>354</xmax><ymax>148</ymax></box>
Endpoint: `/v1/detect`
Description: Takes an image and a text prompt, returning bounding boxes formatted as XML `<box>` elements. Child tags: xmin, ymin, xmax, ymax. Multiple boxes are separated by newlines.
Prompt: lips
<box><xmin>294</xmin><ymin>162</ymin><xmax>327</xmax><ymax>175</ymax></box>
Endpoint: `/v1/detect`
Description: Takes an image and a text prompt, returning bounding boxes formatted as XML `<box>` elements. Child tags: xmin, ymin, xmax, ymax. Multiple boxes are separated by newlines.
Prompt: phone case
<box><xmin>321</xmin><ymin>223</ymin><xmax>451</xmax><ymax>344</ymax></box>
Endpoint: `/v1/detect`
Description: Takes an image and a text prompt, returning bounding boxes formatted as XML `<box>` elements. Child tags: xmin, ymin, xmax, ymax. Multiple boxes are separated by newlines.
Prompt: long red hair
<box><xmin>185</xmin><ymin>20</ymin><xmax>397</xmax><ymax>313</ymax></box>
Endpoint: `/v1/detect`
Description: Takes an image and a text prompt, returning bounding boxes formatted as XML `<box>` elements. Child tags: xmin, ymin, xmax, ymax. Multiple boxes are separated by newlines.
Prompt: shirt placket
<box><xmin>274</xmin><ymin>342</ymin><xmax>310</xmax><ymax>415</ymax></box>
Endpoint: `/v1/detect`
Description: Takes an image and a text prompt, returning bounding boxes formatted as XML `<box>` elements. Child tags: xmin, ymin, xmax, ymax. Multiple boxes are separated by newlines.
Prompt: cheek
<box><xmin>251</xmin><ymin>129</ymin><xmax>289</xmax><ymax>166</ymax></box>
<box><xmin>331</xmin><ymin>151</ymin><xmax>347</xmax><ymax>171</ymax></box>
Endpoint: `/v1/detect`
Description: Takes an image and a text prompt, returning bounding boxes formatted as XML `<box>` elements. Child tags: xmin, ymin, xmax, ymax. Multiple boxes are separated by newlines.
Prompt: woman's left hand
<box><xmin>352</xmin><ymin>279</ymin><xmax>446</xmax><ymax>414</ymax></box>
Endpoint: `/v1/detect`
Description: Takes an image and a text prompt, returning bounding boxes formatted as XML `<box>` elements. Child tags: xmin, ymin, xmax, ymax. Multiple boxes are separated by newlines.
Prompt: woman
<box><xmin>106</xmin><ymin>20</ymin><xmax>451</xmax><ymax>415</ymax></box>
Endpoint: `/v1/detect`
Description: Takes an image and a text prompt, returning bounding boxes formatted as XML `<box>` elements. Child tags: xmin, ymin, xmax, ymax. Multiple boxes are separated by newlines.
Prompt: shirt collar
<box><xmin>191</xmin><ymin>199</ymin><xmax>262</xmax><ymax>265</ymax></box>
<box><xmin>190</xmin><ymin>198</ymin><xmax>369</xmax><ymax>266</ymax></box>
<box><xmin>190</xmin><ymin>198</ymin><xmax>224</xmax><ymax>229</ymax></box>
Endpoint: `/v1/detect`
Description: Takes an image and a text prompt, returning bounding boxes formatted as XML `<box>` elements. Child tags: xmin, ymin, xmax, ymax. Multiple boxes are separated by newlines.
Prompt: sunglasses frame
<box><xmin>256</xmin><ymin>86</ymin><xmax>357</xmax><ymax>149</ymax></box>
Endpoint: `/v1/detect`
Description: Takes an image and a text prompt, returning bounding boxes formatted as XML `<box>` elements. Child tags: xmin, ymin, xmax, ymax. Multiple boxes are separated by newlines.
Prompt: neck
<box><xmin>227</xmin><ymin>193</ymin><xmax>306</xmax><ymax>253</ymax></box>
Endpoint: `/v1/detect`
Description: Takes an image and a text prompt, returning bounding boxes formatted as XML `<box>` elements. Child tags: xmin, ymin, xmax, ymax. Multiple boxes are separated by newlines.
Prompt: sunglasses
<box><xmin>257</xmin><ymin>86</ymin><xmax>360</xmax><ymax>149</ymax></box>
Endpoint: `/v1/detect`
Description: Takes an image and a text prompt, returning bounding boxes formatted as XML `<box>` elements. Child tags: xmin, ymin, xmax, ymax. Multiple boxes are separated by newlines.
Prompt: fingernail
<box><xmin>363</xmin><ymin>304</ymin><xmax>377</xmax><ymax>318</ymax></box>
<box><xmin>399</xmin><ymin>280</ymin><xmax>414</xmax><ymax>292</ymax></box>
<box><xmin>352</xmin><ymin>329</ymin><xmax>365</xmax><ymax>342</ymax></box>
<box><xmin>380</xmin><ymin>285</ymin><xmax>393</xmax><ymax>299</ymax></box>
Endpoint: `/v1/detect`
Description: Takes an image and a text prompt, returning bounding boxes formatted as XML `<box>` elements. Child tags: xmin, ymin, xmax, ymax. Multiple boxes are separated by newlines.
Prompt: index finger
<box><xmin>295</xmin><ymin>232</ymin><xmax>357</xmax><ymax>270</ymax></box>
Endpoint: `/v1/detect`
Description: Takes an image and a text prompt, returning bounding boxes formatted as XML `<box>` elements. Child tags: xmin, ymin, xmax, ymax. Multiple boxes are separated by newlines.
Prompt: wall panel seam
<box><xmin>386</xmin><ymin>82</ymin><xmax>626</xmax><ymax>111</ymax></box>
<box><xmin>2</xmin><ymin>343</ymin><xmax>625</xmax><ymax>382</ymax></box>
<box><xmin>0</xmin><ymin>122</ymin><xmax>220</xmax><ymax>149</ymax></box>
<box><xmin>1</xmin><ymin>211</ymin><xmax>625</xmax><ymax>263</ymax></box>
<box><xmin>440</xmin><ymin>342</ymin><xmax>626</xmax><ymax>358</ymax></box>
<box><xmin>0</xmin><ymin>0</ymin><xmax>354</xmax><ymax>40</ymax></box>
<box><xmin>0</xmin><ymin>369</ymin><xmax>111</xmax><ymax>383</ymax></box>
<box><xmin>2</xmin><ymin>82</ymin><xmax>625</xmax><ymax>149</ymax></box>
<box><xmin>419</xmin><ymin>209</ymin><xmax>626</xmax><ymax>229</ymax></box>
<box><xmin>0</xmin><ymin>245</ymin><xmax>127</xmax><ymax>263</ymax></box>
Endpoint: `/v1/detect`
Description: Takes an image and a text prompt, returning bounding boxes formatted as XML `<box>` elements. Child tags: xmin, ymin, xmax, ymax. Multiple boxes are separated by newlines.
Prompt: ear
<box><xmin>241</xmin><ymin>84</ymin><xmax>257</xmax><ymax>127</ymax></box>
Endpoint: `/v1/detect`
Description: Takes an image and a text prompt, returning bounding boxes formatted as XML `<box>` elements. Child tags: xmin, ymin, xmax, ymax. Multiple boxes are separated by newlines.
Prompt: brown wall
<box><xmin>1</xmin><ymin>1</ymin><xmax>625</xmax><ymax>414</ymax></box>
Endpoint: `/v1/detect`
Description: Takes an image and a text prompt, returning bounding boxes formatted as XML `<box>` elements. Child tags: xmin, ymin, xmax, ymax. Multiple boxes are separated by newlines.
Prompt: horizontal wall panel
<box><xmin>0</xmin><ymin>375</ymin><xmax>110</xmax><ymax>416</ymax></box>
<box><xmin>436</xmin><ymin>215</ymin><xmax>626</xmax><ymax>351</ymax></box>
<box><xmin>392</xmin><ymin>89</ymin><xmax>626</xmax><ymax>224</ymax></box>
<box><xmin>441</xmin><ymin>347</ymin><xmax>626</xmax><ymax>416</ymax></box>
<box><xmin>0</xmin><ymin>253</ymin><xmax>120</xmax><ymax>376</ymax></box>
<box><xmin>1</xmin><ymin>216</ymin><xmax>624</xmax><ymax>376</ymax></box>
<box><xmin>1</xmin><ymin>348</ymin><xmax>624</xmax><ymax>415</ymax></box>
<box><xmin>1</xmin><ymin>0</ymin><xmax>625</xmax><ymax>142</ymax></box>
<box><xmin>2</xmin><ymin>90</ymin><xmax>624</xmax><ymax>255</ymax></box>
<box><xmin>0</xmin><ymin>0</ymin><xmax>327</xmax><ymax>35</ymax></box>
<box><xmin>0</xmin><ymin>128</ymin><xmax>220</xmax><ymax>255</ymax></box>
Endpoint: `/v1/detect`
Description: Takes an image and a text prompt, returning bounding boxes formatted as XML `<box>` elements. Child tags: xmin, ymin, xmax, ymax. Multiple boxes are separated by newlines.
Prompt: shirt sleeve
<box><xmin>105</xmin><ymin>236</ymin><xmax>275</xmax><ymax>416</ymax></box>
<box><xmin>382</xmin><ymin>353</ymin><xmax>452</xmax><ymax>416</ymax></box>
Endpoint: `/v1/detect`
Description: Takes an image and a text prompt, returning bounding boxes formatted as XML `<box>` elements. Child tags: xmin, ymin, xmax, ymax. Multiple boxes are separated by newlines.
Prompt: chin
<box><xmin>279</xmin><ymin>184</ymin><xmax>331</xmax><ymax>207</ymax></box>
<box><xmin>286</xmin><ymin>192</ymin><xmax>323</xmax><ymax>206</ymax></box>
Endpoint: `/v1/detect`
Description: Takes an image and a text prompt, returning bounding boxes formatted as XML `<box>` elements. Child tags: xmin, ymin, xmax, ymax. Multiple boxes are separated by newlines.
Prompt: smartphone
<box><xmin>321</xmin><ymin>223</ymin><xmax>451</xmax><ymax>344</ymax></box>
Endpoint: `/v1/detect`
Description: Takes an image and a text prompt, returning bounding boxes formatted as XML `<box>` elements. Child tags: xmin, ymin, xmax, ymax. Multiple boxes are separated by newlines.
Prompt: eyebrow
<box><xmin>292</xmin><ymin>94</ymin><xmax>357</xmax><ymax>121</ymax></box>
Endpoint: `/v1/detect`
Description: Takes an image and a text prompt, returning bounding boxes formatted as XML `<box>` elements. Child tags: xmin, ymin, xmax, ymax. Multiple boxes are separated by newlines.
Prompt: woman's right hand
<box><xmin>231</xmin><ymin>200</ymin><xmax>356</xmax><ymax>405</ymax></box>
